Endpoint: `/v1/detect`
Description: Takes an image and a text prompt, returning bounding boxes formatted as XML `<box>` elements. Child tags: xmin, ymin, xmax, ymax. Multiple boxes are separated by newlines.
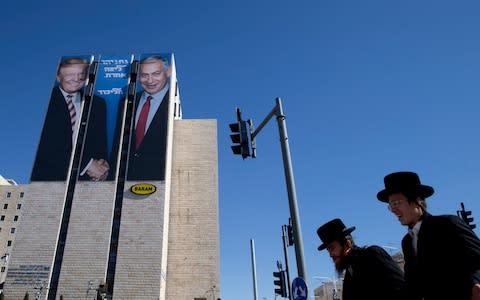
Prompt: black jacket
<box><xmin>31</xmin><ymin>86</ymin><xmax>107</xmax><ymax>181</ymax></box>
<box><xmin>126</xmin><ymin>91</ymin><xmax>170</xmax><ymax>181</ymax></box>
<box><xmin>402</xmin><ymin>213</ymin><xmax>480</xmax><ymax>300</ymax></box>
<box><xmin>342</xmin><ymin>245</ymin><xmax>407</xmax><ymax>300</ymax></box>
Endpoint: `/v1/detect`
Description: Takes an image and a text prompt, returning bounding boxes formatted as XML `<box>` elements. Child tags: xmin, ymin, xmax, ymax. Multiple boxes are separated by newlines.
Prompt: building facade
<box><xmin>0</xmin><ymin>53</ymin><xmax>219</xmax><ymax>300</ymax></box>
<box><xmin>0</xmin><ymin>177</ymin><xmax>25</xmax><ymax>289</ymax></box>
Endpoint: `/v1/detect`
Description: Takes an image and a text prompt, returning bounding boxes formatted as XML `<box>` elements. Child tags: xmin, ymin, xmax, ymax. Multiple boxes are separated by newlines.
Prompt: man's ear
<box><xmin>344</xmin><ymin>238</ymin><xmax>353</xmax><ymax>251</ymax></box>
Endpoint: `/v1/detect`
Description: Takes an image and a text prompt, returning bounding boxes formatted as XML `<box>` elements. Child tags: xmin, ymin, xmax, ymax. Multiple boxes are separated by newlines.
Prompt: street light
<box><xmin>230</xmin><ymin>98</ymin><xmax>308</xmax><ymax>282</ymax></box>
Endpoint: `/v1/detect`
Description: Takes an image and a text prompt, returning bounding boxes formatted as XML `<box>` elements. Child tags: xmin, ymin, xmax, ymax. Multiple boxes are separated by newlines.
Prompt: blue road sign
<box><xmin>292</xmin><ymin>277</ymin><xmax>308</xmax><ymax>300</ymax></box>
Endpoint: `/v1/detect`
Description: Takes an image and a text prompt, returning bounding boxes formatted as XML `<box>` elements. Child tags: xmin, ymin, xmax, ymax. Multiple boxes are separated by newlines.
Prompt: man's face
<box><xmin>57</xmin><ymin>64</ymin><xmax>87</xmax><ymax>94</ymax></box>
<box><xmin>388</xmin><ymin>192</ymin><xmax>423</xmax><ymax>227</ymax></box>
<box><xmin>326</xmin><ymin>240</ymin><xmax>349</xmax><ymax>273</ymax></box>
<box><xmin>139</xmin><ymin>60</ymin><xmax>169</xmax><ymax>94</ymax></box>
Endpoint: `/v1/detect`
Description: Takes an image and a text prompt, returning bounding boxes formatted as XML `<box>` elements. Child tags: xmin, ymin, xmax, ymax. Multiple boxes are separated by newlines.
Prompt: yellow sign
<box><xmin>130</xmin><ymin>183</ymin><xmax>156</xmax><ymax>195</ymax></box>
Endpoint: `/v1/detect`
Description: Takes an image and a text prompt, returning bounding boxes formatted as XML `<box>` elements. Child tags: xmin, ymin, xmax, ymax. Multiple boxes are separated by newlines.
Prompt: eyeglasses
<box><xmin>388</xmin><ymin>199</ymin><xmax>404</xmax><ymax>211</ymax></box>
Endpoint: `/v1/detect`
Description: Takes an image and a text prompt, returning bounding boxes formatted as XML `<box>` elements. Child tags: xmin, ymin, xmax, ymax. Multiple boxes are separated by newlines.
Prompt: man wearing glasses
<box><xmin>377</xmin><ymin>171</ymin><xmax>480</xmax><ymax>300</ymax></box>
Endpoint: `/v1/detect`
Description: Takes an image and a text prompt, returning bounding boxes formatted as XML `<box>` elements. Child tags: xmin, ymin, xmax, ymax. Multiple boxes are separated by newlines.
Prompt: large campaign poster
<box><xmin>31</xmin><ymin>55</ymin><xmax>133</xmax><ymax>182</ymax></box>
<box><xmin>85</xmin><ymin>55</ymin><xmax>132</xmax><ymax>181</ymax></box>
<box><xmin>31</xmin><ymin>55</ymin><xmax>95</xmax><ymax>181</ymax></box>
<box><xmin>126</xmin><ymin>53</ymin><xmax>173</xmax><ymax>181</ymax></box>
<box><xmin>31</xmin><ymin>53</ymin><xmax>171</xmax><ymax>182</ymax></box>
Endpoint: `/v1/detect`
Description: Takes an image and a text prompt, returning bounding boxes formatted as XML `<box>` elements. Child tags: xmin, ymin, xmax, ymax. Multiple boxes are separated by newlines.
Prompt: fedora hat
<box><xmin>317</xmin><ymin>218</ymin><xmax>355</xmax><ymax>251</ymax></box>
<box><xmin>377</xmin><ymin>171</ymin><xmax>434</xmax><ymax>202</ymax></box>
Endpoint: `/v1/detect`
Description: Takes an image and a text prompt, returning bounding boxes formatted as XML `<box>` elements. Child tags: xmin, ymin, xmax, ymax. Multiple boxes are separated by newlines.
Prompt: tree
<box><xmin>23</xmin><ymin>292</ymin><xmax>29</xmax><ymax>300</ymax></box>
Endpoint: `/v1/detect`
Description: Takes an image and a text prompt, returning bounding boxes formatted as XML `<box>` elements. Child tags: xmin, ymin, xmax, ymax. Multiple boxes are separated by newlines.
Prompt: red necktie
<box><xmin>66</xmin><ymin>94</ymin><xmax>76</xmax><ymax>131</ymax></box>
<box><xmin>135</xmin><ymin>96</ymin><xmax>152</xmax><ymax>149</ymax></box>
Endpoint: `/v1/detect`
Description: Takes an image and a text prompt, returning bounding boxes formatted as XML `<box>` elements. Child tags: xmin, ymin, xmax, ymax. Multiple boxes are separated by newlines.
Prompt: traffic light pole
<box><xmin>252</xmin><ymin>97</ymin><xmax>308</xmax><ymax>284</ymax></box>
<box><xmin>282</xmin><ymin>225</ymin><xmax>293</xmax><ymax>300</ymax></box>
<box><xmin>250</xmin><ymin>239</ymin><xmax>259</xmax><ymax>300</ymax></box>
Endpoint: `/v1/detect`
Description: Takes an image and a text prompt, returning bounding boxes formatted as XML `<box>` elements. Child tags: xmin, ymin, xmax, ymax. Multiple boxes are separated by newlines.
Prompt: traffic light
<box><xmin>273</xmin><ymin>270</ymin><xmax>287</xmax><ymax>298</ymax></box>
<box><xmin>229</xmin><ymin>119</ymin><xmax>250</xmax><ymax>159</ymax></box>
<box><xmin>287</xmin><ymin>224</ymin><xmax>294</xmax><ymax>246</ymax></box>
<box><xmin>458</xmin><ymin>202</ymin><xmax>476</xmax><ymax>230</ymax></box>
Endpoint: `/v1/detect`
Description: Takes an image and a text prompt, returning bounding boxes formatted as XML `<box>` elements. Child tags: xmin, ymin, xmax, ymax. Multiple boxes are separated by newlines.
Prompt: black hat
<box><xmin>377</xmin><ymin>171</ymin><xmax>434</xmax><ymax>202</ymax></box>
<box><xmin>316</xmin><ymin>218</ymin><xmax>356</xmax><ymax>251</ymax></box>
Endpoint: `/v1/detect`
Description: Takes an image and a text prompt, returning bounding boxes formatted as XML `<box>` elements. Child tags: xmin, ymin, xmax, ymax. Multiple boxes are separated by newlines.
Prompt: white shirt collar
<box><xmin>409</xmin><ymin>220</ymin><xmax>422</xmax><ymax>237</ymax></box>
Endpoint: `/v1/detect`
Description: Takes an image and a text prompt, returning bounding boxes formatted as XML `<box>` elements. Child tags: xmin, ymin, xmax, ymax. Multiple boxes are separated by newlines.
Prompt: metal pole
<box><xmin>275</xmin><ymin>97</ymin><xmax>308</xmax><ymax>282</ymax></box>
<box><xmin>251</xmin><ymin>239</ymin><xmax>259</xmax><ymax>300</ymax></box>
<box><xmin>282</xmin><ymin>225</ymin><xmax>293</xmax><ymax>300</ymax></box>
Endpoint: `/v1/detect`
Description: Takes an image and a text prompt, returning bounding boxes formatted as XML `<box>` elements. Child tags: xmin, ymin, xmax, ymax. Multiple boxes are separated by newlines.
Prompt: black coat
<box><xmin>126</xmin><ymin>91</ymin><xmax>170</xmax><ymax>181</ymax></box>
<box><xmin>31</xmin><ymin>86</ymin><xmax>107</xmax><ymax>181</ymax></box>
<box><xmin>342</xmin><ymin>245</ymin><xmax>407</xmax><ymax>300</ymax></box>
<box><xmin>402</xmin><ymin>213</ymin><xmax>480</xmax><ymax>300</ymax></box>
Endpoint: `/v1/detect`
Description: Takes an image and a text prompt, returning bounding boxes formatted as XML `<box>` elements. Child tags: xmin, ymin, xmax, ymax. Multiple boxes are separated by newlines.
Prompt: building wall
<box><xmin>1</xmin><ymin>118</ymin><xmax>220</xmax><ymax>300</ymax></box>
<box><xmin>314</xmin><ymin>281</ymin><xmax>342</xmax><ymax>300</ymax></box>
<box><xmin>56</xmin><ymin>182</ymin><xmax>117</xmax><ymax>299</ymax></box>
<box><xmin>3</xmin><ymin>182</ymin><xmax>64</xmax><ymax>298</ymax></box>
<box><xmin>166</xmin><ymin>119</ymin><xmax>220</xmax><ymax>300</ymax></box>
<box><xmin>112</xmin><ymin>181</ymin><xmax>167</xmax><ymax>299</ymax></box>
<box><xmin>0</xmin><ymin>183</ymin><xmax>26</xmax><ymax>286</ymax></box>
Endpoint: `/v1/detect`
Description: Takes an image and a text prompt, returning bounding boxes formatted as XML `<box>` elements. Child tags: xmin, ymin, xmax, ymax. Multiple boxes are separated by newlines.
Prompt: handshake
<box><xmin>86</xmin><ymin>159</ymin><xmax>110</xmax><ymax>181</ymax></box>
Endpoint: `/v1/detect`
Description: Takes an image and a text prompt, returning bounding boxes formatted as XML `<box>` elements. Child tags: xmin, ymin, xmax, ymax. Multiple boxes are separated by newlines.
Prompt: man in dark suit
<box><xmin>377</xmin><ymin>171</ymin><xmax>480</xmax><ymax>300</ymax></box>
<box><xmin>127</xmin><ymin>55</ymin><xmax>171</xmax><ymax>181</ymax></box>
<box><xmin>31</xmin><ymin>57</ymin><xmax>109</xmax><ymax>181</ymax></box>
<box><xmin>316</xmin><ymin>218</ymin><xmax>407</xmax><ymax>300</ymax></box>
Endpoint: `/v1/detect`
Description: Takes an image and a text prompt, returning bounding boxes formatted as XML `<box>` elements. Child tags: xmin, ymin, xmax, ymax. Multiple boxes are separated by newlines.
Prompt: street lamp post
<box><xmin>249</xmin><ymin>97</ymin><xmax>308</xmax><ymax>282</ymax></box>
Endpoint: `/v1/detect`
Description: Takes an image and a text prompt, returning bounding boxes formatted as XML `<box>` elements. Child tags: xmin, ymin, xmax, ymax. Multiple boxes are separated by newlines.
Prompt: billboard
<box><xmin>30</xmin><ymin>55</ymin><xmax>107</xmax><ymax>181</ymax></box>
<box><xmin>126</xmin><ymin>53</ymin><xmax>173</xmax><ymax>181</ymax></box>
<box><xmin>93</xmin><ymin>55</ymin><xmax>133</xmax><ymax>180</ymax></box>
<box><xmin>31</xmin><ymin>53</ymin><xmax>174</xmax><ymax>182</ymax></box>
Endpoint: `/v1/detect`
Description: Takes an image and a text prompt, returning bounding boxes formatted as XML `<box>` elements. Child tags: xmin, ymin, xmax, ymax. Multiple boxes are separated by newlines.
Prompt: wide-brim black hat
<box><xmin>377</xmin><ymin>171</ymin><xmax>434</xmax><ymax>202</ymax></box>
<box><xmin>317</xmin><ymin>218</ymin><xmax>356</xmax><ymax>251</ymax></box>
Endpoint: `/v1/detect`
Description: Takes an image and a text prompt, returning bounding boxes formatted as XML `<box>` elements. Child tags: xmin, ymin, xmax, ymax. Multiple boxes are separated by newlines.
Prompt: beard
<box><xmin>334</xmin><ymin>254</ymin><xmax>348</xmax><ymax>273</ymax></box>
<box><xmin>333</xmin><ymin>246</ymin><xmax>352</xmax><ymax>275</ymax></box>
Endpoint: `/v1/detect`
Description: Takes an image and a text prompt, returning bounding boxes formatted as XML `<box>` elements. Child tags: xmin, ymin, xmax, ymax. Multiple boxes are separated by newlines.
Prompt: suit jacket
<box><xmin>342</xmin><ymin>245</ymin><xmax>407</xmax><ymax>300</ymax></box>
<box><xmin>402</xmin><ymin>213</ymin><xmax>480</xmax><ymax>300</ymax></box>
<box><xmin>31</xmin><ymin>86</ymin><xmax>108</xmax><ymax>181</ymax></box>
<box><xmin>127</xmin><ymin>91</ymin><xmax>169</xmax><ymax>181</ymax></box>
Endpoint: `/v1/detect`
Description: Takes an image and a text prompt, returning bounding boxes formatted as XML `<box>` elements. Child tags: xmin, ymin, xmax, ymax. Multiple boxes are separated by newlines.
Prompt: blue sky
<box><xmin>2</xmin><ymin>1</ymin><xmax>480</xmax><ymax>299</ymax></box>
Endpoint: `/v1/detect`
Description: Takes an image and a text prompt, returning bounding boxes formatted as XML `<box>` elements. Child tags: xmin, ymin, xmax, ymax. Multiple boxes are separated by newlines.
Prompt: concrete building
<box><xmin>0</xmin><ymin>53</ymin><xmax>220</xmax><ymax>300</ymax></box>
<box><xmin>0</xmin><ymin>176</ymin><xmax>25</xmax><ymax>290</ymax></box>
<box><xmin>314</xmin><ymin>279</ymin><xmax>342</xmax><ymax>300</ymax></box>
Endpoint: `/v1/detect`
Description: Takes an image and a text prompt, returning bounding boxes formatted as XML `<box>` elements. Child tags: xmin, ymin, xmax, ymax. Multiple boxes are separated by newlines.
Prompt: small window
<box><xmin>6</xmin><ymin>192</ymin><xmax>11</xmax><ymax>198</ymax></box>
<box><xmin>16</xmin><ymin>204</ymin><xmax>21</xmax><ymax>210</ymax></box>
<box><xmin>3</xmin><ymin>204</ymin><xmax>7</xmax><ymax>209</ymax></box>
<box><xmin>13</xmin><ymin>216</ymin><xmax>18</xmax><ymax>222</ymax></box>
<box><xmin>7</xmin><ymin>241</ymin><xmax>12</xmax><ymax>247</ymax></box>
<box><xmin>1</xmin><ymin>267</ymin><xmax>5</xmax><ymax>272</ymax></box>
<box><xmin>0</xmin><ymin>216</ymin><xmax>5</xmax><ymax>221</ymax></box>
<box><xmin>19</xmin><ymin>192</ymin><xmax>24</xmax><ymax>198</ymax></box>
<box><xmin>10</xmin><ymin>228</ymin><xmax>15</xmax><ymax>234</ymax></box>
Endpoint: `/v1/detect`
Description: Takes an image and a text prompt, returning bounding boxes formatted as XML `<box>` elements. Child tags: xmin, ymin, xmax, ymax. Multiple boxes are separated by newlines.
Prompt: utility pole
<box><xmin>281</xmin><ymin>224</ymin><xmax>293</xmax><ymax>300</ymax></box>
<box><xmin>251</xmin><ymin>239</ymin><xmax>259</xmax><ymax>300</ymax></box>
<box><xmin>229</xmin><ymin>97</ymin><xmax>307</xmax><ymax>283</ymax></box>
